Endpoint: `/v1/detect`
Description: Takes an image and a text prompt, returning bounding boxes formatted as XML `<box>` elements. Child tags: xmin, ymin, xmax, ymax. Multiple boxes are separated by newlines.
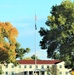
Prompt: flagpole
<box><xmin>35</xmin><ymin>23</ymin><xmax>36</xmax><ymax>68</ymax></box>
<box><xmin>35</xmin><ymin>14</ymin><xmax>37</xmax><ymax>71</ymax></box>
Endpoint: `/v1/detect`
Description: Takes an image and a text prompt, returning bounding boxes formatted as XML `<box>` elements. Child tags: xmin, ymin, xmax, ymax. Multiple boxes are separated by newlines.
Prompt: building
<box><xmin>2</xmin><ymin>60</ymin><xmax>71</xmax><ymax>75</ymax></box>
<box><xmin>56</xmin><ymin>61</ymin><xmax>71</xmax><ymax>75</ymax></box>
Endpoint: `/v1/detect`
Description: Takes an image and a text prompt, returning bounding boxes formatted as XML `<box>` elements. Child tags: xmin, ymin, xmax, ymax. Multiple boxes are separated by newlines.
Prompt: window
<box><xmin>66</xmin><ymin>72</ymin><xmax>68</xmax><ymax>75</ymax></box>
<box><xmin>5</xmin><ymin>65</ymin><xmax>8</xmax><ymax>68</ymax></box>
<box><xmin>59</xmin><ymin>65</ymin><xmax>62</xmax><ymax>68</ymax></box>
<box><xmin>29</xmin><ymin>65</ymin><xmax>32</xmax><ymax>68</ymax></box>
<box><xmin>47</xmin><ymin>65</ymin><xmax>49</xmax><ymax>68</ymax></box>
<box><xmin>12</xmin><ymin>71</ymin><xmax>15</xmax><ymax>75</ymax></box>
<box><xmin>60</xmin><ymin>72</ymin><xmax>62</xmax><ymax>75</ymax></box>
<box><xmin>36</xmin><ymin>65</ymin><xmax>38</xmax><ymax>68</ymax></box>
<box><xmin>41</xmin><ymin>65</ymin><xmax>44</xmax><ymax>68</ymax></box>
<box><xmin>6</xmin><ymin>71</ymin><xmax>8</xmax><ymax>75</ymax></box>
<box><xmin>12</xmin><ymin>65</ymin><xmax>14</xmax><ymax>68</ymax></box>
<box><xmin>19</xmin><ymin>65</ymin><xmax>21</xmax><ymax>68</ymax></box>
<box><xmin>24</xmin><ymin>65</ymin><xmax>26</xmax><ymax>68</ymax></box>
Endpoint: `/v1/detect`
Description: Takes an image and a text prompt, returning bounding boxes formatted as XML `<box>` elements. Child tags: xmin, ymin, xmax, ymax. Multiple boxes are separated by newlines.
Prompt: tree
<box><xmin>0</xmin><ymin>22</ymin><xmax>18</xmax><ymax>64</ymax></box>
<box><xmin>46</xmin><ymin>65</ymin><xmax>59</xmax><ymax>75</ymax></box>
<box><xmin>23</xmin><ymin>54</ymin><xmax>40</xmax><ymax>60</ymax></box>
<box><xmin>0</xmin><ymin>66</ymin><xmax>3</xmax><ymax>75</ymax></box>
<box><xmin>23</xmin><ymin>57</ymin><xmax>33</xmax><ymax>60</ymax></box>
<box><xmin>0</xmin><ymin>22</ymin><xmax>30</xmax><ymax>65</ymax></box>
<box><xmin>15</xmin><ymin>42</ymin><xmax>30</xmax><ymax>60</ymax></box>
<box><xmin>39</xmin><ymin>0</ymin><xmax>74</xmax><ymax>69</ymax></box>
<box><xmin>31</xmin><ymin>54</ymin><xmax>40</xmax><ymax>60</ymax></box>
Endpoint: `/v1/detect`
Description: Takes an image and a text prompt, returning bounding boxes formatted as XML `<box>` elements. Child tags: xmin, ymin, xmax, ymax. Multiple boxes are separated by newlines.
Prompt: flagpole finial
<box><xmin>35</xmin><ymin>14</ymin><xmax>37</xmax><ymax>22</ymax></box>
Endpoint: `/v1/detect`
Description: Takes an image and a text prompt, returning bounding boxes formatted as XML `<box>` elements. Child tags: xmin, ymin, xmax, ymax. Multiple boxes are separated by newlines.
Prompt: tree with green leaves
<box><xmin>46</xmin><ymin>65</ymin><xmax>59</xmax><ymax>75</ymax></box>
<box><xmin>0</xmin><ymin>66</ymin><xmax>3</xmax><ymax>75</ymax></box>
<box><xmin>39</xmin><ymin>0</ymin><xmax>74</xmax><ymax>69</ymax></box>
<box><xmin>15</xmin><ymin>42</ymin><xmax>30</xmax><ymax>60</ymax></box>
<box><xmin>23</xmin><ymin>54</ymin><xmax>40</xmax><ymax>60</ymax></box>
<box><xmin>31</xmin><ymin>54</ymin><xmax>40</xmax><ymax>60</ymax></box>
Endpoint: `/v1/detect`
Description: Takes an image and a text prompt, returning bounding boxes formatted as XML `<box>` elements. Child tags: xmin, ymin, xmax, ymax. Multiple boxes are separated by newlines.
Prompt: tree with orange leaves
<box><xmin>0</xmin><ymin>22</ymin><xmax>30</xmax><ymax>65</ymax></box>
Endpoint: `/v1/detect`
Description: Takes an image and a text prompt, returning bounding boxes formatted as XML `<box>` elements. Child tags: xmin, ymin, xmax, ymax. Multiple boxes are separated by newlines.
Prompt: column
<box><xmin>27</xmin><ymin>71</ymin><xmax>29</xmax><ymax>75</ymax></box>
<box><xmin>39</xmin><ymin>71</ymin><xmax>40</xmax><ymax>75</ymax></box>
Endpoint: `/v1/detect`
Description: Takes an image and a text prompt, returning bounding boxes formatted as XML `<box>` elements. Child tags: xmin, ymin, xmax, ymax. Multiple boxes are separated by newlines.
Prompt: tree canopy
<box><xmin>31</xmin><ymin>54</ymin><xmax>40</xmax><ymax>60</ymax></box>
<box><xmin>15</xmin><ymin>42</ymin><xmax>30</xmax><ymax>60</ymax></box>
<box><xmin>23</xmin><ymin>54</ymin><xmax>40</xmax><ymax>60</ymax></box>
<box><xmin>39</xmin><ymin>0</ymin><xmax>74</xmax><ymax>69</ymax></box>
<box><xmin>0</xmin><ymin>22</ymin><xmax>30</xmax><ymax>65</ymax></box>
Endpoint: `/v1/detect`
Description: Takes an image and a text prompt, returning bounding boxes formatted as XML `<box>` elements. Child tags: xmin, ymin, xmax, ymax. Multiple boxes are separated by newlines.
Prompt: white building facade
<box><xmin>1</xmin><ymin>60</ymin><xmax>71</xmax><ymax>75</ymax></box>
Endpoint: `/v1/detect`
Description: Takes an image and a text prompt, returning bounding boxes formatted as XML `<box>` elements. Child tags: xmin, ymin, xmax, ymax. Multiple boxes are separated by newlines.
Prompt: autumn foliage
<box><xmin>0</xmin><ymin>22</ymin><xmax>18</xmax><ymax>63</ymax></box>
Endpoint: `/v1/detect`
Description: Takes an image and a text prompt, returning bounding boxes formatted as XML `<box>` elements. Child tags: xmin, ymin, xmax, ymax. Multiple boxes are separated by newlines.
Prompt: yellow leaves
<box><xmin>71</xmin><ymin>70</ymin><xmax>74</xmax><ymax>75</ymax></box>
<box><xmin>23</xmin><ymin>57</ymin><xmax>33</xmax><ymax>60</ymax></box>
<box><xmin>5</xmin><ymin>43</ymin><xmax>10</xmax><ymax>48</ymax></box>
<box><xmin>0</xmin><ymin>47</ymin><xmax>8</xmax><ymax>53</ymax></box>
<box><xmin>0</xmin><ymin>42</ymin><xmax>4</xmax><ymax>48</ymax></box>
<box><xmin>5</xmin><ymin>22</ymin><xmax>13</xmax><ymax>29</ymax></box>
<box><xmin>9</xmin><ymin>45</ymin><xmax>16</xmax><ymax>51</ymax></box>
<box><xmin>0</xmin><ymin>22</ymin><xmax>18</xmax><ymax>63</ymax></box>
<box><xmin>9</xmin><ymin>37</ymin><xmax>16</xmax><ymax>44</ymax></box>
<box><xmin>9</xmin><ymin>27</ymin><xmax>18</xmax><ymax>37</ymax></box>
<box><xmin>8</xmin><ymin>45</ymin><xmax>16</xmax><ymax>63</ymax></box>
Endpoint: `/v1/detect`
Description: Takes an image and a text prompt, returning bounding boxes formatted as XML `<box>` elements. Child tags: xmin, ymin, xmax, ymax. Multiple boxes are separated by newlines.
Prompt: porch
<box><xmin>24</xmin><ymin>69</ymin><xmax>46</xmax><ymax>75</ymax></box>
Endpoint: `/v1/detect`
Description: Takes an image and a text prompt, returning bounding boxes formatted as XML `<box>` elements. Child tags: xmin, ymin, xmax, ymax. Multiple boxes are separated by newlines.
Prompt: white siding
<box><xmin>56</xmin><ymin>61</ymin><xmax>71</xmax><ymax>75</ymax></box>
<box><xmin>1</xmin><ymin>61</ymin><xmax>71</xmax><ymax>75</ymax></box>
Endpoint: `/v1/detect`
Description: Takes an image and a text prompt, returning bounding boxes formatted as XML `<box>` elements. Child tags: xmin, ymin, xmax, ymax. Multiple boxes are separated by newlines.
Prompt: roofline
<box><xmin>17</xmin><ymin>60</ymin><xmax>61</xmax><ymax>64</ymax></box>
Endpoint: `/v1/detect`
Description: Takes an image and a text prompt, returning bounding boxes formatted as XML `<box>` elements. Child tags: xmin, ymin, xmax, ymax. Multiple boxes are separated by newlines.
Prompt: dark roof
<box><xmin>17</xmin><ymin>60</ymin><xmax>61</xmax><ymax>64</ymax></box>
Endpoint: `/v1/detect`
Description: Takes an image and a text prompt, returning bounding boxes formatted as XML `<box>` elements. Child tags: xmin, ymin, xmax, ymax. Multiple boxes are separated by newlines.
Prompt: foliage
<box><xmin>0</xmin><ymin>66</ymin><xmax>3</xmax><ymax>75</ymax></box>
<box><xmin>71</xmin><ymin>68</ymin><xmax>74</xmax><ymax>75</ymax></box>
<box><xmin>46</xmin><ymin>65</ymin><xmax>59</xmax><ymax>75</ymax></box>
<box><xmin>23</xmin><ymin>57</ymin><xmax>33</xmax><ymax>60</ymax></box>
<box><xmin>0</xmin><ymin>22</ymin><xmax>18</xmax><ymax>64</ymax></box>
<box><xmin>15</xmin><ymin>42</ymin><xmax>30</xmax><ymax>60</ymax></box>
<box><xmin>23</xmin><ymin>55</ymin><xmax>40</xmax><ymax>60</ymax></box>
<box><xmin>0</xmin><ymin>22</ymin><xmax>30</xmax><ymax>65</ymax></box>
<box><xmin>39</xmin><ymin>0</ymin><xmax>74</xmax><ymax>69</ymax></box>
<box><xmin>31</xmin><ymin>54</ymin><xmax>40</xmax><ymax>60</ymax></box>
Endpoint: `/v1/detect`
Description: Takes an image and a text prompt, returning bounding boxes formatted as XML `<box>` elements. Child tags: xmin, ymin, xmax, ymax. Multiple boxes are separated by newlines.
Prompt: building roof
<box><xmin>17</xmin><ymin>60</ymin><xmax>61</xmax><ymax>64</ymax></box>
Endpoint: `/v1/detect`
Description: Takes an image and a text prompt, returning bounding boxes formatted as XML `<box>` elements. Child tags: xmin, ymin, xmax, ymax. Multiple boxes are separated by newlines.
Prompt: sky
<box><xmin>0</xmin><ymin>0</ymin><xmax>71</xmax><ymax>60</ymax></box>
